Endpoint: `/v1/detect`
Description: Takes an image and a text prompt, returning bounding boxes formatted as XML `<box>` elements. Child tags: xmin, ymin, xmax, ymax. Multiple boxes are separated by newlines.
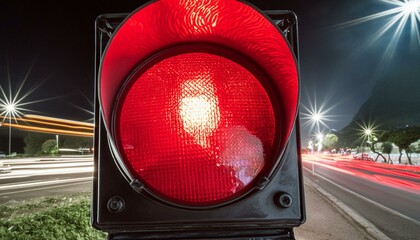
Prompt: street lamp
<box><xmin>402</xmin><ymin>0</ymin><xmax>420</xmax><ymax>15</ymax></box>
<box><xmin>301</xmin><ymin>97</ymin><xmax>336</xmax><ymax>136</ymax></box>
<box><xmin>357</xmin><ymin>121</ymin><xmax>380</xmax><ymax>155</ymax></box>
<box><xmin>364</xmin><ymin>128</ymin><xmax>372</xmax><ymax>144</ymax></box>
<box><xmin>304</xmin><ymin>107</ymin><xmax>327</xmax><ymax>133</ymax></box>
<box><xmin>1</xmin><ymin>61</ymin><xmax>50</xmax><ymax>156</ymax></box>
<box><xmin>311</xmin><ymin>113</ymin><xmax>322</xmax><ymax>131</ymax></box>
<box><xmin>336</xmin><ymin>0</ymin><xmax>420</xmax><ymax>61</ymax></box>
<box><xmin>1</xmin><ymin>83</ymin><xmax>29</xmax><ymax>156</ymax></box>
<box><xmin>5</xmin><ymin>103</ymin><xmax>16</xmax><ymax>155</ymax></box>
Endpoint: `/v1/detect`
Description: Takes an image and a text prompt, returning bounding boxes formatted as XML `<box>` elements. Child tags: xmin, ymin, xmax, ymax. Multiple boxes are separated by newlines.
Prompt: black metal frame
<box><xmin>92</xmin><ymin>10</ymin><xmax>304</xmax><ymax>240</ymax></box>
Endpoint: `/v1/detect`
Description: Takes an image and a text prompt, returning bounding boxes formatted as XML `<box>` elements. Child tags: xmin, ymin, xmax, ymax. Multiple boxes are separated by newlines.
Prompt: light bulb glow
<box><xmin>402</xmin><ymin>0</ymin><xmax>420</xmax><ymax>14</ymax></box>
<box><xmin>6</xmin><ymin>103</ymin><xmax>15</xmax><ymax>113</ymax></box>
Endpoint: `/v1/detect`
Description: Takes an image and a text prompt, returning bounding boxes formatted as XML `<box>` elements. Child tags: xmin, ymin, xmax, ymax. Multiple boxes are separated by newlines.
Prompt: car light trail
<box><xmin>0</xmin><ymin>177</ymin><xmax>92</xmax><ymax>191</ymax></box>
<box><xmin>0</xmin><ymin>122</ymin><xmax>93</xmax><ymax>137</ymax></box>
<box><xmin>303</xmin><ymin>154</ymin><xmax>420</xmax><ymax>194</ymax></box>
<box><xmin>303</xmin><ymin>158</ymin><xmax>356</xmax><ymax>175</ymax></box>
<box><xmin>0</xmin><ymin>115</ymin><xmax>93</xmax><ymax>131</ymax></box>
<box><xmin>373</xmin><ymin>174</ymin><xmax>420</xmax><ymax>191</ymax></box>
<box><xmin>0</xmin><ymin>160</ymin><xmax>93</xmax><ymax>180</ymax></box>
<box><xmin>0</xmin><ymin>114</ymin><xmax>93</xmax><ymax>136</ymax></box>
<box><xmin>24</xmin><ymin>114</ymin><xmax>93</xmax><ymax>127</ymax></box>
<box><xmin>9</xmin><ymin>161</ymin><xmax>93</xmax><ymax>170</ymax></box>
<box><xmin>340</xmin><ymin>161</ymin><xmax>420</xmax><ymax>180</ymax></box>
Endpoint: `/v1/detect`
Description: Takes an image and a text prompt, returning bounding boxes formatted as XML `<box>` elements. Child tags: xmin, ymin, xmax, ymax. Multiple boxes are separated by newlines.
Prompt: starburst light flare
<box><xmin>336</xmin><ymin>0</ymin><xmax>420</xmax><ymax>61</ymax></box>
<box><xmin>301</xmin><ymin>98</ymin><xmax>336</xmax><ymax>133</ymax></box>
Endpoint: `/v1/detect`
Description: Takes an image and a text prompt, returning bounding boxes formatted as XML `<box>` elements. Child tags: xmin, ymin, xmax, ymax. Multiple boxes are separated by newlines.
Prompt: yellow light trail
<box><xmin>0</xmin><ymin>114</ymin><xmax>93</xmax><ymax>137</ymax></box>
<box><xmin>0</xmin><ymin>115</ymin><xmax>93</xmax><ymax>131</ymax></box>
<box><xmin>24</xmin><ymin>114</ymin><xmax>93</xmax><ymax>127</ymax></box>
<box><xmin>1</xmin><ymin>122</ymin><xmax>93</xmax><ymax>137</ymax></box>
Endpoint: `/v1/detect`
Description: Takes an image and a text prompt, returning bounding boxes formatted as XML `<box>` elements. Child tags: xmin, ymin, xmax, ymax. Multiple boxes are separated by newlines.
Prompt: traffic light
<box><xmin>92</xmin><ymin>0</ymin><xmax>304</xmax><ymax>239</ymax></box>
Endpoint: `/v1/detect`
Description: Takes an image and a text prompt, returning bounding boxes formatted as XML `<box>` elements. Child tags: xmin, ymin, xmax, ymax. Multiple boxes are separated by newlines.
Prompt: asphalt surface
<box><xmin>0</xmin><ymin>156</ymin><xmax>92</xmax><ymax>203</ymax></box>
<box><xmin>302</xmin><ymin>155</ymin><xmax>420</xmax><ymax>240</ymax></box>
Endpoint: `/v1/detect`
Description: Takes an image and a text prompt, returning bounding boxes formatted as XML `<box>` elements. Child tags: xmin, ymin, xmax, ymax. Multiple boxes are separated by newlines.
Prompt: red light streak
<box><xmin>303</xmin><ymin>158</ymin><xmax>356</xmax><ymax>175</ymax></box>
<box><xmin>373</xmin><ymin>174</ymin><xmax>420</xmax><ymax>192</ymax></box>
<box><xmin>303</xmin><ymin>154</ymin><xmax>420</xmax><ymax>194</ymax></box>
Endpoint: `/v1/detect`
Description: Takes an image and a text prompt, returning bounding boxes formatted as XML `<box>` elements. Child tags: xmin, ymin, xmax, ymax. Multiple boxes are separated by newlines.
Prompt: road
<box><xmin>0</xmin><ymin>156</ymin><xmax>92</xmax><ymax>203</ymax></box>
<box><xmin>302</xmin><ymin>154</ymin><xmax>420</xmax><ymax>239</ymax></box>
<box><xmin>2</xmin><ymin>154</ymin><xmax>420</xmax><ymax>239</ymax></box>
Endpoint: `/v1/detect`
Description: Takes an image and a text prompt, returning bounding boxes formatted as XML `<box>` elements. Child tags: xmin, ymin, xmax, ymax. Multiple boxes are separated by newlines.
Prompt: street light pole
<box><xmin>317</xmin><ymin>133</ymin><xmax>323</xmax><ymax>153</ymax></box>
<box><xmin>364</xmin><ymin>128</ymin><xmax>372</xmax><ymax>153</ymax></box>
<box><xmin>8</xmin><ymin>116</ymin><xmax>11</xmax><ymax>155</ymax></box>
<box><xmin>5</xmin><ymin>103</ymin><xmax>16</xmax><ymax>156</ymax></box>
<box><xmin>1</xmin><ymin>82</ymin><xmax>36</xmax><ymax>156</ymax></box>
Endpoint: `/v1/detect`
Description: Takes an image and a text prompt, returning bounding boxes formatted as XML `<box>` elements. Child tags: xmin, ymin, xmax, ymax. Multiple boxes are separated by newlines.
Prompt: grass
<box><xmin>0</xmin><ymin>192</ymin><xmax>107</xmax><ymax>240</ymax></box>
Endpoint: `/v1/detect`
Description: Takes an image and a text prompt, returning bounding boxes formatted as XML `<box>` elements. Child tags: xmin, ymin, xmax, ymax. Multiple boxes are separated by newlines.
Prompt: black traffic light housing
<box><xmin>92</xmin><ymin>3</ymin><xmax>304</xmax><ymax>239</ymax></box>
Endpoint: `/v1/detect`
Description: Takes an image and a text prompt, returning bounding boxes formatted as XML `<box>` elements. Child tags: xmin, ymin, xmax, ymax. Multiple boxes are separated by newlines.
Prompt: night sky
<box><xmin>1</xmin><ymin>0</ymin><xmax>419</xmax><ymax>144</ymax></box>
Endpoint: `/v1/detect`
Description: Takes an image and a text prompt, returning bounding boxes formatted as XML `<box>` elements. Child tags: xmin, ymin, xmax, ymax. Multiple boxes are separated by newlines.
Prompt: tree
<box><xmin>323</xmin><ymin>133</ymin><xmax>338</xmax><ymax>151</ymax></box>
<box><xmin>60</xmin><ymin>136</ymin><xmax>92</xmax><ymax>149</ymax></box>
<box><xmin>387</xmin><ymin>126</ymin><xmax>420</xmax><ymax>165</ymax></box>
<box><xmin>409</xmin><ymin>140</ymin><xmax>420</xmax><ymax>154</ymax></box>
<box><xmin>369</xmin><ymin>137</ymin><xmax>387</xmax><ymax>163</ymax></box>
<box><xmin>24</xmin><ymin>133</ymin><xmax>51</xmax><ymax>154</ymax></box>
<box><xmin>41</xmin><ymin>139</ymin><xmax>58</xmax><ymax>154</ymax></box>
<box><xmin>381</xmin><ymin>142</ymin><xmax>393</xmax><ymax>163</ymax></box>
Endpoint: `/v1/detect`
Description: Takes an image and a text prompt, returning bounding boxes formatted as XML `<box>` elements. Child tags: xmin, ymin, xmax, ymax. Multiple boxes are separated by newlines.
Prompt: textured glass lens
<box><xmin>117</xmin><ymin>52</ymin><xmax>276</xmax><ymax>205</ymax></box>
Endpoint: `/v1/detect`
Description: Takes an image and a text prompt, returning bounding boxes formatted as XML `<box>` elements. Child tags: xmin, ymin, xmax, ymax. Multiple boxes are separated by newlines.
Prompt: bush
<box><xmin>41</xmin><ymin>139</ymin><xmax>58</xmax><ymax>154</ymax></box>
<box><xmin>0</xmin><ymin>193</ymin><xmax>106</xmax><ymax>240</ymax></box>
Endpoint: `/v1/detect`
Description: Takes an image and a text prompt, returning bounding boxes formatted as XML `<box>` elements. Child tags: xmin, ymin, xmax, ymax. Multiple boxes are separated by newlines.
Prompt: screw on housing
<box><xmin>277</xmin><ymin>193</ymin><xmax>293</xmax><ymax>208</ymax></box>
<box><xmin>107</xmin><ymin>196</ymin><xmax>125</xmax><ymax>213</ymax></box>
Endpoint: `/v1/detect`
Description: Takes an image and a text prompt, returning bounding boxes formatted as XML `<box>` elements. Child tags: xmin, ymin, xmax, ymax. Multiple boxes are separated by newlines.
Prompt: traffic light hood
<box><xmin>98</xmin><ymin>0</ymin><xmax>299</xmax><ymax>153</ymax></box>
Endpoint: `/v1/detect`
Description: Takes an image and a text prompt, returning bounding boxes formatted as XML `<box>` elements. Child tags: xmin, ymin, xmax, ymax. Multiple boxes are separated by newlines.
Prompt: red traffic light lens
<box><xmin>116</xmin><ymin>49</ymin><xmax>276</xmax><ymax>206</ymax></box>
<box><xmin>99</xmin><ymin>0</ymin><xmax>299</xmax><ymax>207</ymax></box>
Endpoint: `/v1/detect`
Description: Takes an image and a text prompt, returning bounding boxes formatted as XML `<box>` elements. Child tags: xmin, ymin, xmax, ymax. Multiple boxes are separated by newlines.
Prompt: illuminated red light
<box><xmin>117</xmin><ymin>52</ymin><xmax>276</xmax><ymax>205</ymax></box>
<box><xmin>99</xmin><ymin>0</ymin><xmax>299</xmax><ymax>206</ymax></box>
